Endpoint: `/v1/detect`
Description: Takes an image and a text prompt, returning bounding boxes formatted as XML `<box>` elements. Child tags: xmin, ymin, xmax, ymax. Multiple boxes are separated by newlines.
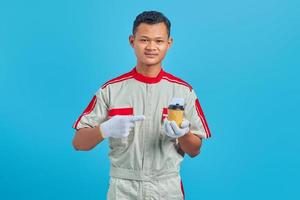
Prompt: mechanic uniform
<box><xmin>73</xmin><ymin>67</ymin><xmax>211</xmax><ymax>200</ymax></box>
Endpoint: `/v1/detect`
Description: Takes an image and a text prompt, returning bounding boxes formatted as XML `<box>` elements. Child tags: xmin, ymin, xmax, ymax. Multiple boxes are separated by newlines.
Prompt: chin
<box><xmin>142</xmin><ymin>59</ymin><xmax>161</xmax><ymax>66</ymax></box>
<box><xmin>143</xmin><ymin>62</ymin><xmax>160</xmax><ymax>67</ymax></box>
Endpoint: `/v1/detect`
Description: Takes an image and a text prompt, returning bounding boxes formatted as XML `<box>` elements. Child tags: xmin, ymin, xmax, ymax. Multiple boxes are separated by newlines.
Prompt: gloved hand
<box><xmin>163</xmin><ymin>119</ymin><xmax>190</xmax><ymax>138</ymax></box>
<box><xmin>100</xmin><ymin>115</ymin><xmax>145</xmax><ymax>138</ymax></box>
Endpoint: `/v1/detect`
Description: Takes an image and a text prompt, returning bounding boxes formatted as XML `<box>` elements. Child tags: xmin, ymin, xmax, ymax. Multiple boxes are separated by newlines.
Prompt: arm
<box><xmin>178</xmin><ymin>132</ymin><xmax>202</xmax><ymax>157</ymax></box>
<box><xmin>176</xmin><ymin>89</ymin><xmax>211</xmax><ymax>157</ymax></box>
<box><xmin>72</xmin><ymin>126</ymin><xmax>104</xmax><ymax>151</ymax></box>
<box><xmin>163</xmin><ymin>119</ymin><xmax>203</xmax><ymax>158</ymax></box>
<box><xmin>72</xmin><ymin>115</ymin><xmax>145</xmax><ymax>151</ymax></box>
<box><xmin>72</xmin><ymin>90</ymin><xmax>108</xmax><ymax>151</ymax></box>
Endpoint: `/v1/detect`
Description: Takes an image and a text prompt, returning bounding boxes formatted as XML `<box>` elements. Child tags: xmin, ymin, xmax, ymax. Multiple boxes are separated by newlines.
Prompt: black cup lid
<box><xmin>168</xmin><ymin>103</ymin><xmax>184</xmax><ymax>110</ymax></box>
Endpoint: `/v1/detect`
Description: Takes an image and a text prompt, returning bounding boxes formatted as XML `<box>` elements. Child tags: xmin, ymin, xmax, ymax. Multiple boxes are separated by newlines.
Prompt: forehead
<box><xmin>135</xmin><ymin>22</ymin><xmax>168</xmax><ymax>38</ymax></box>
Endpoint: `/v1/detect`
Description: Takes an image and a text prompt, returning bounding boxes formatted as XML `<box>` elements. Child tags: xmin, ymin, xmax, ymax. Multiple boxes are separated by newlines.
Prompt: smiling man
<box><xmin>72</xmin><ymin>11</ymin><xmax>211</xmax><ymax>200</ymax></box>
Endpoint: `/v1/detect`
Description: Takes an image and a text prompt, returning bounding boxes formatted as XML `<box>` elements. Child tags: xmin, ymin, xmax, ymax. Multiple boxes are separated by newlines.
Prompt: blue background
<box><xmin>1</xmin><ymin>0</ymin><xmax>299</xmax><ymax>199</ymax></box>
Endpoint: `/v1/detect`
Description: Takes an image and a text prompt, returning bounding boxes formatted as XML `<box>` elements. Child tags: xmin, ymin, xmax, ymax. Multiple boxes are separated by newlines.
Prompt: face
<box><xmin>129</xmin><ymin>22</ymin><xmax>173</xmax><ymax>67</ymax></box>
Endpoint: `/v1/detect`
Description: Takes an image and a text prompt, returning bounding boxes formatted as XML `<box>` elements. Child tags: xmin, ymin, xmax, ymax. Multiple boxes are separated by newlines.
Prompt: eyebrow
<box><xmin>139</xmin><ymin>35</ymin><xmax>166</xmax><ymax>39</ymax></box>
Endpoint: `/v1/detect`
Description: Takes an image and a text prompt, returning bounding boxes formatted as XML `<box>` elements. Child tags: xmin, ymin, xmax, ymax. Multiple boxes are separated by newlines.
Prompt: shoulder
<box><xmin>162</xmin><ymin>70</ymin><xmax>193</xmax><ymax>91</ymax></box>
<box><xmin>95</xmin><ymin>69</ymin><xmax>134</xmax><ymax>103</ymax></box>
<box><xmin>100</xmin><ymin>70</ymin><xmax>134</xmax><ymax>89</ymax></box>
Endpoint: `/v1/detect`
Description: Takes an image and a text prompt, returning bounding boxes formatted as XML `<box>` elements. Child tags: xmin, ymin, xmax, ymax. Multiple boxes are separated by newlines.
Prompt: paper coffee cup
<box><xmin>168</xmin><ymin>109</ymin><xmax>184</xmax><ymax>127</ymax></box>
<box><xmin>167</xmin><ymin>97</ymin><xmax>184</xmax><ymax>127</ymax></box>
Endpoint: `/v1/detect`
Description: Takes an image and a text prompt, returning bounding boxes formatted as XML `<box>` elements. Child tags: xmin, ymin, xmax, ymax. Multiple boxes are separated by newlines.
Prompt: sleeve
<box><xmin>72</xmin><ymin>88</ymin><xmax>109</xmax><ymax>130</ymax></box>
<box><xmin>184</xmin><ymin>89</ymin><xmax>211</xmax><ymax>139</ymax></box>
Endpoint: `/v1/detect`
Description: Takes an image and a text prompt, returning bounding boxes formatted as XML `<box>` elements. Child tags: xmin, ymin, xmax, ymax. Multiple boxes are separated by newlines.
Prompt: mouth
<box><xmin>144</xmin><ymin>53</ymin><xmax>158</xmax><ymax>58</ymax></box>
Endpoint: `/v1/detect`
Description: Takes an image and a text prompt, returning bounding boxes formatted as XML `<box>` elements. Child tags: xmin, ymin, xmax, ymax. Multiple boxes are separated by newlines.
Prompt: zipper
<box><xmin>141</xmin><ymin>84</ymin><xmax>148</xmax><ymax>169</ymax></box>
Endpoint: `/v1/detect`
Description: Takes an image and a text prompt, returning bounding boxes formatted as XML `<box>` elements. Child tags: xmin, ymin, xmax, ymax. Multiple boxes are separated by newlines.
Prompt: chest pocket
<box><xmin>159</xmin><ymin>107</ymin><xmax>168</xmax><ymax>140</ymax></box>
<box><xmin>108</xmin><ymin>107</ymin><xmax>134</xmax><ymax>118</ymax></box>
<box><xmin>108</xmin><ymin>107</ymin><xmax>134</xmax><ymax>154</ymax></box>
<box><xmin>161</xmin><ymin>107</ymin><xmax>168</xmax><ymax>122</ymax></box>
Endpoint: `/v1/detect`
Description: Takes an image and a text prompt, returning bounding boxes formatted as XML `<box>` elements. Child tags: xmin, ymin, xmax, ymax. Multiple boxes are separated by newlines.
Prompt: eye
<box><xmin>140</xmin><ymin>39</ymin><xmax>148</xmax><ymax>42</ymax></box>
<box><xmin>156</xmin><ymin>40</ymin><xmax>164</xmax><ymax>44</ymax></box>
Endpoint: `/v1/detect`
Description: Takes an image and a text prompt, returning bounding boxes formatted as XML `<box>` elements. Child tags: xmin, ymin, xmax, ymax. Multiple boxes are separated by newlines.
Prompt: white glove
<box><xmin>163</xmin><ymin>119</ymin><xmax>190</xmax><ymax>138</ymax></box>
<box><xmin>100</xmin><ymin>115</ymin><xmax>145</xmax><ymax>138</ymax></box>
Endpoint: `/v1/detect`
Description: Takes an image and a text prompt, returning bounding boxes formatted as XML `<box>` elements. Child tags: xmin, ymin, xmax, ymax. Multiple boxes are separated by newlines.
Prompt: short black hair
<box><xmin>132</xmin><ymin>11</ymin><xmax>171</xmax><ymax>37</ymax></box>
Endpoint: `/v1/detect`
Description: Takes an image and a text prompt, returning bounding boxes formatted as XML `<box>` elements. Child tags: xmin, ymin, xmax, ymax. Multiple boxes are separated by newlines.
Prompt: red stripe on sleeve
<box><xmin>181</xmin><ymin>180</ymin><xmax>185</xmax><ymax>199</ymax></box>
<box><xmin>195</xmin><ymin>98</ymin><xmax>211</xmax><ymax>138</ymax></box>
<box><xmin>73</xmin><ymin>96</ymin><xmax>97</xmax><ymax>129</ymax></box>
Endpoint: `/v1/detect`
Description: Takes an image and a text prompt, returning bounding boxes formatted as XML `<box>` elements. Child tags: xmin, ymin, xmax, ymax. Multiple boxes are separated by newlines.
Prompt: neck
<box><xmin>135</xmin><ymin>63</ymin><xmax>162</xmax><ymax>77</ymax></box>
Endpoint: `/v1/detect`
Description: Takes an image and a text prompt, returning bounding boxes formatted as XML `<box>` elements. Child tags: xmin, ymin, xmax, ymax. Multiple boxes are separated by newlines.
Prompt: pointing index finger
<box><xmin>129</xmin><ymin>115</ymin><xmax>146</xmax><ymax>122</ymax></box>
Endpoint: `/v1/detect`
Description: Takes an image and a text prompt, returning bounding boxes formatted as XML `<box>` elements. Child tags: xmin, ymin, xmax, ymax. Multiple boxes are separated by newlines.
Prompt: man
<box><xmin>72</xmin><ymin>11</ymin><xmax>211</xmax><ymax>200</ymax></box>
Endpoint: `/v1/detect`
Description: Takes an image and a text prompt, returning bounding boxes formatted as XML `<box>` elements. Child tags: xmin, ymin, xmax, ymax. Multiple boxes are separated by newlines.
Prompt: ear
<box><xmin>167</xmin><ymin>37</ymin><xmax>173</xmax><ymax>49</ymax></box>
<box><xmin>129</xmin><ymin>35</ymin><xmax>134</xmax><ymax>48</ymax></box>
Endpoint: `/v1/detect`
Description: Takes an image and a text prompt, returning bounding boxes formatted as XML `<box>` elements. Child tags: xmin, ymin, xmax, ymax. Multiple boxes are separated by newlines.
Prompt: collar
<box><xmin>131</xmin><ymin>67</ymin><xmax>165</xmax><ymax>84</ymax></box>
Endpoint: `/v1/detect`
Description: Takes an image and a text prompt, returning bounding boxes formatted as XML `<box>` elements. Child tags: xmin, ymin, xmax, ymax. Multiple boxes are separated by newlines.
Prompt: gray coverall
<box><xmin>73</xmin><ymin>67</ymin><xmax>211</xmax><ymax>199</ymax></box>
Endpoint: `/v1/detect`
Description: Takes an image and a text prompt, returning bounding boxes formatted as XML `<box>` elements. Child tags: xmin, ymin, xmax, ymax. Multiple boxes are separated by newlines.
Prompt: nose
<box><xmin>145</xmin><ymin>40</ymin><xmax>156</xmax><ymax>50</ymax></box>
